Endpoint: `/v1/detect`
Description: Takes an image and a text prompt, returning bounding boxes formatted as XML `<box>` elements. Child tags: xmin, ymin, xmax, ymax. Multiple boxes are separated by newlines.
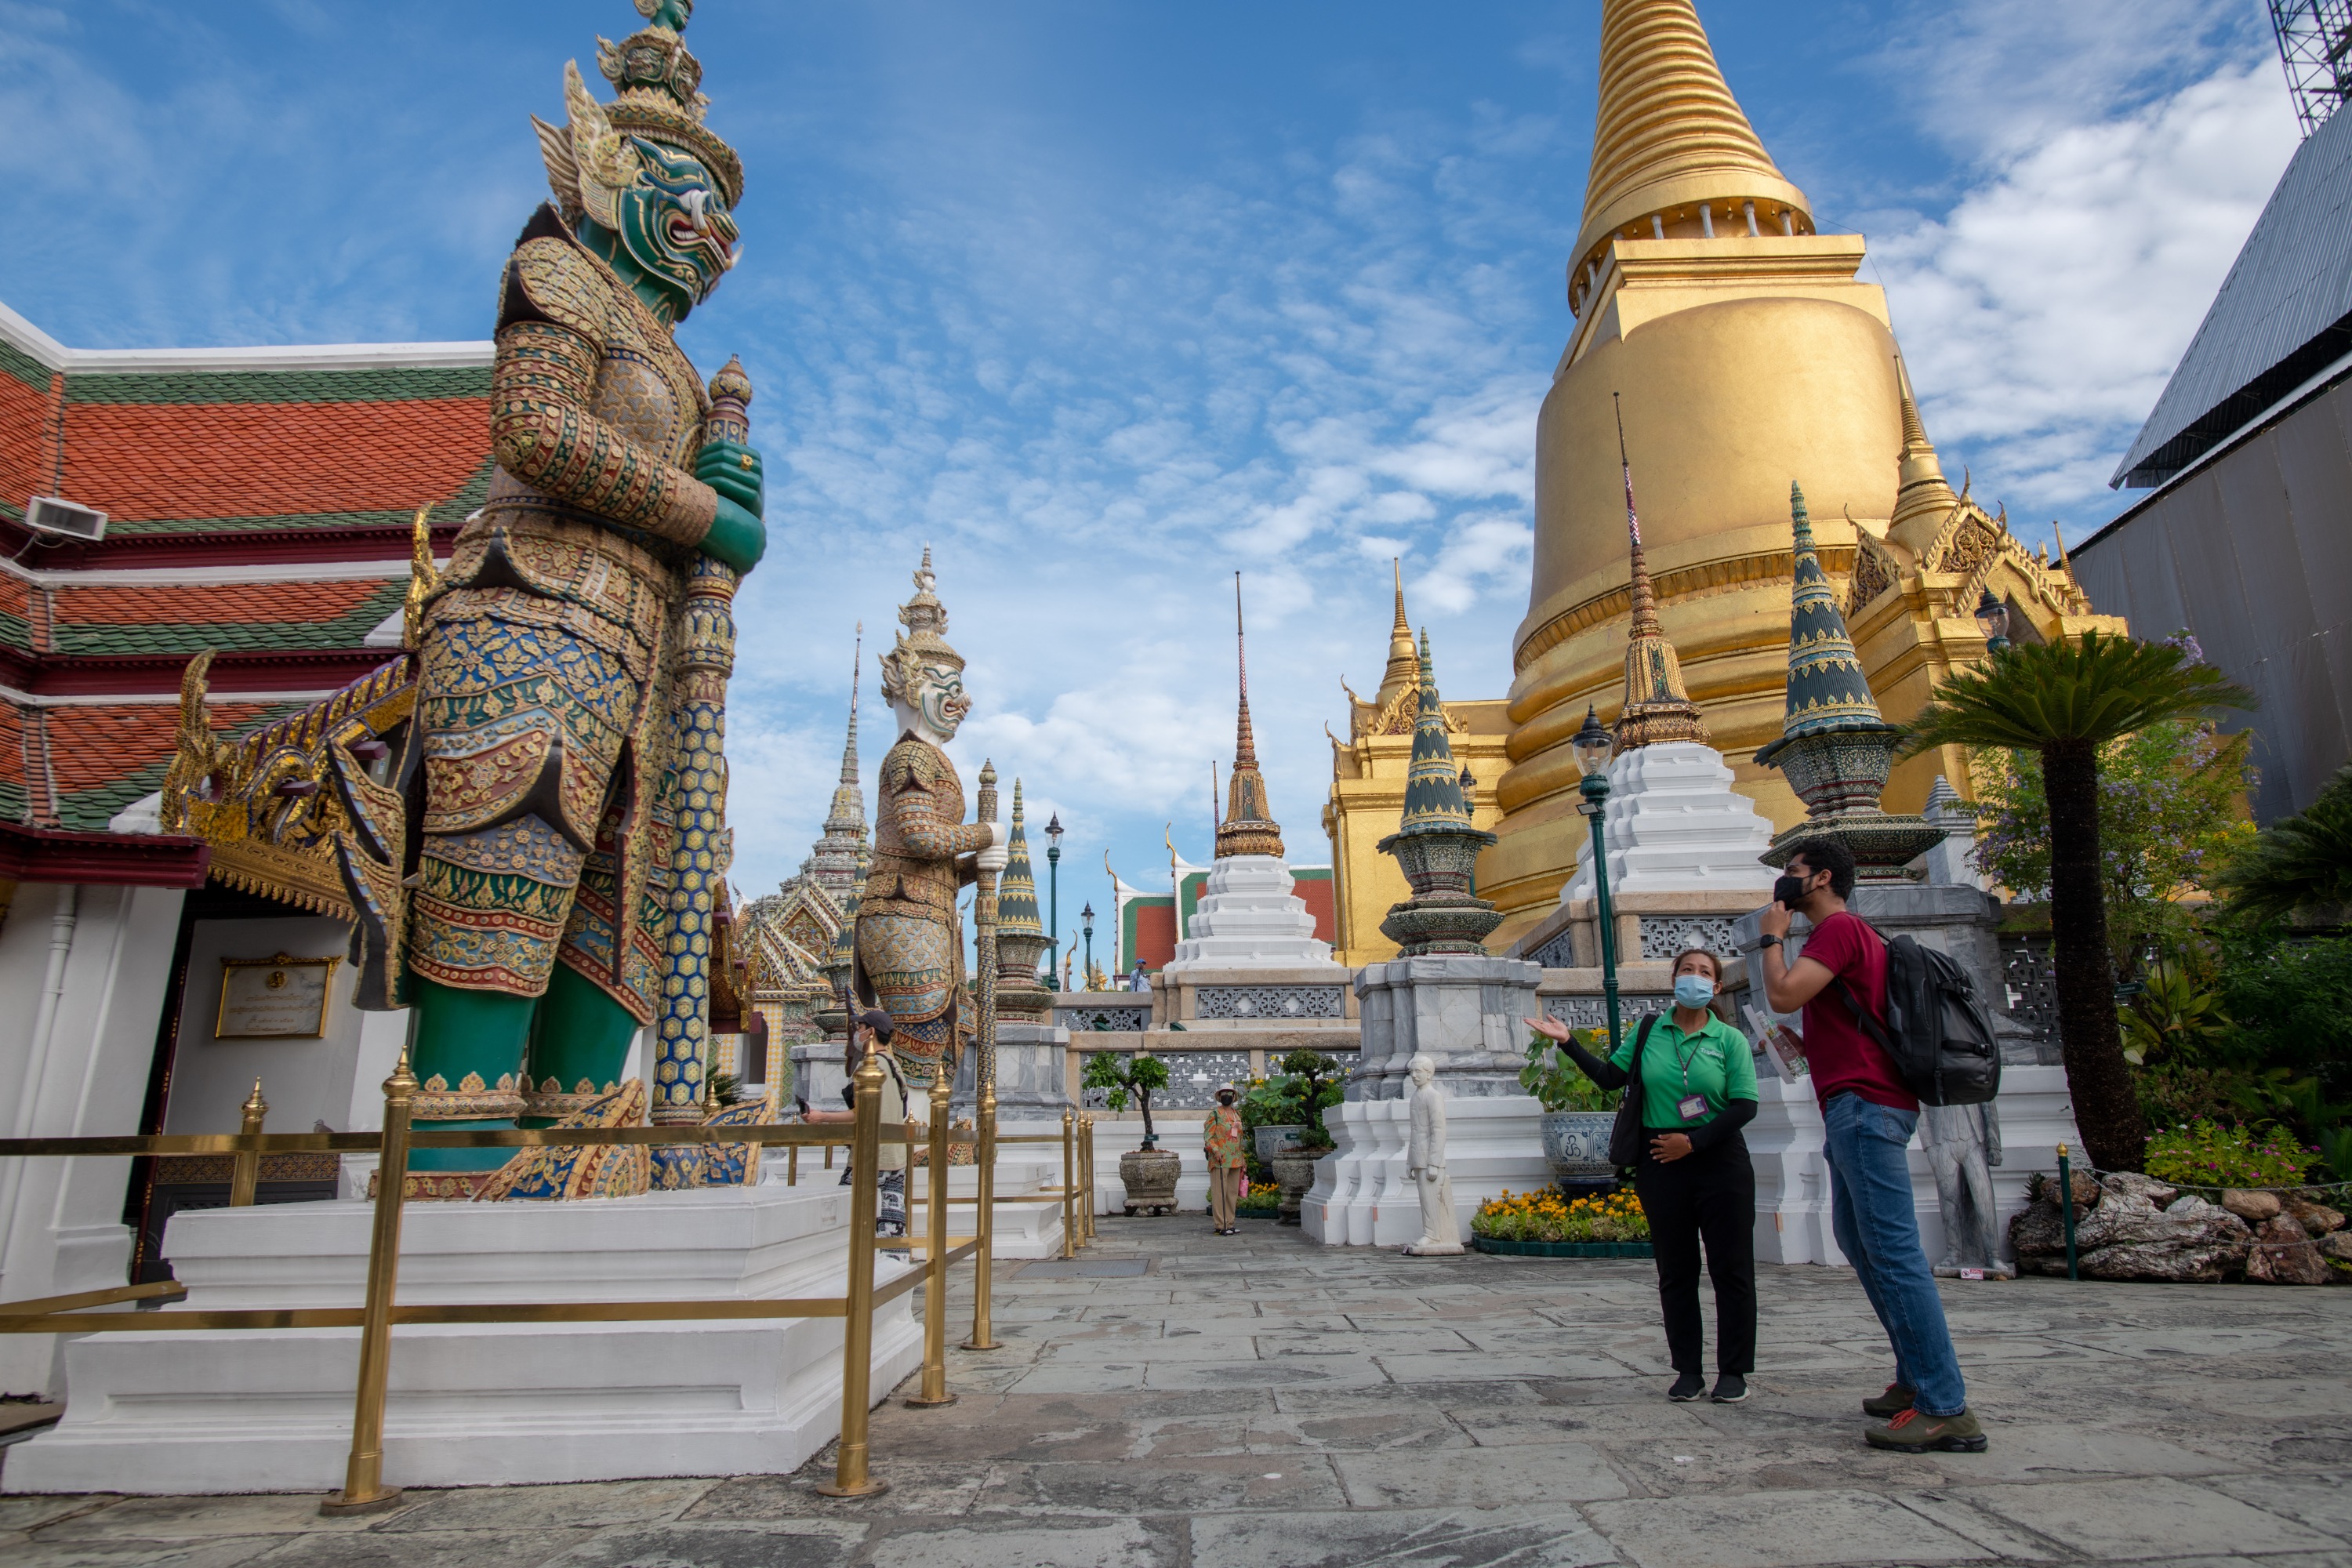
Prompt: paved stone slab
<box><xmin>1968</xmin><ymin>1475</ymin><xmax>2343</xmax><ymax>1559</ymax></box>
<box><xmin>242</xmin><ymin>1527</ymin><xmax>601</xmax><ymax>1567</ymax></box>
<box><xmin>539</xmin><ymin>1520</ymin><xmax>864</xmax><ymax>1567</ymax></box>
<box><xmin>1581</xmin><ymin>1489</ymin><xmax>1989</xmax><ymax>1568</ymax></box>
<box><xmin>862</xmin><ymin>1518</ymin><xmax>1175</xmax><ymax>1568</ymax></box>
<box><xmin>16</xmin><ymin>1537</ymin><xmax>291</xmax><ymax>1568</ymax></box>
<box><xmin>36</xmin><ymin>1494</ymin><xmax>417</xmax><ymax>1541</ymax></box>
<box><xmin>1190</xmin><ymin>1505</ymin><xmax>1621</xmax><ymax>1568</ymax></box>
<box><xmin>1335</xmin><ymin>1442</ymin><xmax>1627</xmax><ymax>1508</ymax></box>
<box><xmin>379</xmin><ymin>1479</ymin><xmax>717</xmax><ymax>1533</ymax></box>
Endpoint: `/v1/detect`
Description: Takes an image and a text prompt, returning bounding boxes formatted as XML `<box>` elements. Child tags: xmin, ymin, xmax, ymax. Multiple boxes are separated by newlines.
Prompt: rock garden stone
<box><xmin>2286</xmin><ymin>1197</ymin><xmax>2345</xmax><ymax>1236</ymax></box>
<box><xmin>2012</xmin><ymin>1181</ymin><xmax>2253</xmax><ymax>1282</ymax></box>
<box><xmin>2320</xmin><ymin>1230</ymin><xmax>2352</xmax><ymax>1263</ymax></box>
<box><xmin>2220</xmin><ymin>1189</ymin><xmax>2281</xmax><ymax>1224</ymax></box>
<box><xmin>2245</xmin><ymin>1214</ymin><xmax>2331</xmax><ymax>1285</ymax></box>
<box><xmin>2102</xmin><ymin>1171</ymin><xmax>2178</xmax><ymax>1207</ymax></box>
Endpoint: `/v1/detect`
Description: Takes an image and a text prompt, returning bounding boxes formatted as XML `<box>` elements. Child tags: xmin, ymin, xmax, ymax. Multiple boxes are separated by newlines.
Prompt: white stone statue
<box><xmin>1921</xmin><ymin>1099</ymin><xmax>2011</xmax><ymax>1278</ymax></box>
<box><xmin>1403</xmin><ymin>1054</ymin><xmax>1464</xmax><ymax>1256</ymax></box>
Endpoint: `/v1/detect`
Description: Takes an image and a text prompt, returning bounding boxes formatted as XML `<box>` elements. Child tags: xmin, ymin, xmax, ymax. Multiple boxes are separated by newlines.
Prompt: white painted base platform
<box><xmin>1749</xmin><ymin>1064</ymin><xmax>2082</xmax><ymax>1269</ymax></box>
<box><xmin>5</xmin><ymin>1185</ymin><xmax>921</xmax><ymax>1495</ymax></box>
<box><xmin>1301</xmin><ymin>1097</ymin><xmax>1551</xmax><ymax>1247</ymax></box>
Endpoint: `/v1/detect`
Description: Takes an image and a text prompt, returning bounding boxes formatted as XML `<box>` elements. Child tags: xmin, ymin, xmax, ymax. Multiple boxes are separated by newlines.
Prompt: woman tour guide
<box><xmin>1526</xmin><ymin>948</ymin><xmax>1759</xmax><ymax>1403</ymax></box>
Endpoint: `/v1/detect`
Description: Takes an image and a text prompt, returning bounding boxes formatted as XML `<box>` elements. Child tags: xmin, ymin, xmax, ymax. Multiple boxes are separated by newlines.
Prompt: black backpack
<box><xmin>1834</xmin><ymin>920</ymin><xmax>2002</xmax><ymax>1107</ymax></box>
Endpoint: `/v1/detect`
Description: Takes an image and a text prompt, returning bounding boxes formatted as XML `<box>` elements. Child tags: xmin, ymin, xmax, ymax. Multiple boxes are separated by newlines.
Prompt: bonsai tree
<box><xmin>1900</xmin><ymin>629</ymin><xmax>2252</xmax><ymax>1172</ymax></box>
<box><xmin>1082</xmin><ymin>1050</ymin><xmax>1170</xmax><ymax>1147</ymax></box>
<box><xmin>1274</xmin><ymin>1050</ymin><xmax>1345</xmax><ymax>1149</ymax></box>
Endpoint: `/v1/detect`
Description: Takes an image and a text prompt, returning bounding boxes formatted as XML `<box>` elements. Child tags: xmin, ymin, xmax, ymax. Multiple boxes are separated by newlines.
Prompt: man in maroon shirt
<box><xmin>1760</xmin><ymin>837</ymin><xmax>1984</xmax><ymax>1453</ymax></box>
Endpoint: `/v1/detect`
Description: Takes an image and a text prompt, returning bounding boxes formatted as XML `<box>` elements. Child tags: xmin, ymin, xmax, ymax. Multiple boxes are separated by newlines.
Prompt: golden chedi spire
<box><xmin>1610</xmin><ymin>398</ymin><xmax>1707</xmax><ymax>750</ymax></box>
<box><xmin>1217</xmin><ymin>573</ymin><xmax>1285</xmax><ymax>860</ymax></box>
<box><xmin>1887</xmin><ymin>356</ymin><xmax>1962</xmax><ymax>551</ymax></box>
<box><xmin>1373</xmin><ymin>559</ymin><xmax>1420</xmax><ymax>712</ymax></box>
<box><xmin>1572</xmin><ymin>0</ymin><xmax>1813</xmax><ymax>290</ymax></box>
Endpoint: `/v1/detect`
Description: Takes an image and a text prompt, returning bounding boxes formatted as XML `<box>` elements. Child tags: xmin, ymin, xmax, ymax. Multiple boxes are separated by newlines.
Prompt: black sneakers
<box><xmin>1711</xmin><ymin>1374</ymin><xmax>1748</xmax><ymax>1403</ymax></box>
<box><xmin>1668</xmin><ymin>1371</ymin><xmax>1707</xmax><ymax>1401</ymax></box>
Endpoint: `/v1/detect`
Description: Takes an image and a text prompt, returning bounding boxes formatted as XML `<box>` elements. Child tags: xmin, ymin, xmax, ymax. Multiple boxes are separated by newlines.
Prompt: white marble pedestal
<box><xmin>5</xmin><ymin>1186</ymin><xmax>921</xmax><ymax>1495</ymax></box>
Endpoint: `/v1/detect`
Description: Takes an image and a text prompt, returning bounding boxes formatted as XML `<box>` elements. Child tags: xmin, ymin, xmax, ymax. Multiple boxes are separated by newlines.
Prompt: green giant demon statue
<box><xmin>341</xmin><ymin>0</ymin><xmax>765</xmax><ymax>1196</ymax></box>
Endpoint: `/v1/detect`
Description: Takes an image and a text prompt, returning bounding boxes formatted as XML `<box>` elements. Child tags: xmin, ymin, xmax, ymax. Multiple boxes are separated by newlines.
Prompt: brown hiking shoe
<box><xmin>1863</xmin><ymin>1382</ymin><xmax>1916</xmax><ymax>1418</ymax></box>
<box><xmin>1865</xmin><ymin>1407</ymin><xmax>1987</xmax><ymax>1453</ymax></box>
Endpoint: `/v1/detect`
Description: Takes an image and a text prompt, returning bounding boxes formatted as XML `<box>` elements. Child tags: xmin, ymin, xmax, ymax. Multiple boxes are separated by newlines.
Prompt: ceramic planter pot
<box><xmin>1119</xmin><ymin>1148</ymin><xmax>1181</xmax><ymax>1216</ymax></box>
<box><xmin>1253</xmin><ymin>1124</ymin><xmax>1307</xmax><ymax>1162</ymax></box>
<box><xmin>1541</xmin><ymin>1111</ymin><xmax>1618</xmax><ymax>1188</ymax></box>
<box><xmin>1269</xmin><ymin>1149</ymin><xmax>1327</xmax><ymax>1225</ymax></box>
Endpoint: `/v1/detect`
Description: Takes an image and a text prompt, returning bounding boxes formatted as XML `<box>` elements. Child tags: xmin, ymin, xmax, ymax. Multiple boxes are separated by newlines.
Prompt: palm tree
<box><xmin>2216</xmin><ymin>763</ymin><xmax>2352</xmax><ymax>925</ymax></box>
<box><xmin>1900</xmin><ymin>630</ymin><xmax>2252</xmax><ymax>1172</ymax></box>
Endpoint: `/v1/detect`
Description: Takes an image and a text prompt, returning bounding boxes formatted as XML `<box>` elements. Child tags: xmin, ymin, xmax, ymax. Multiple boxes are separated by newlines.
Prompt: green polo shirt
<box><xmin>1610</xmin><ymin>1012</ymin><xmax>1759</xmax><ymax>1130</ymax></box>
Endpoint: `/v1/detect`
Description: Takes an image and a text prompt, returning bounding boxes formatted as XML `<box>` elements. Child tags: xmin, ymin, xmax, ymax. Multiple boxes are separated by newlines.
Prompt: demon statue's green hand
<box><xmin>695</xmin><ymin>437</ymin><xmax>766</xmax><ymax>572</ymax></box>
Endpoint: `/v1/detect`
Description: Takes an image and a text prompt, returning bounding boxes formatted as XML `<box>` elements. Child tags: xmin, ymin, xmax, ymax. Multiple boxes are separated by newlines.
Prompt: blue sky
<box><xmin>0</xmin><ymin>0</ymin><xmax>2304</xmax><ymax>951</ymax></box>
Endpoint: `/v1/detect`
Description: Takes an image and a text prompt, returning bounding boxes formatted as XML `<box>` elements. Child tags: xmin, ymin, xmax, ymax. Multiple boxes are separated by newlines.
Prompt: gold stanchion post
<box><xmin>788</xmin><ymin>1145</ymin><xmax>799</xmax><ymax>1186</ymax></box>
<box><xmin>320</xmin><ymin>1054</ymin><xmax>416</xmax><ymax>1515</ymax></box>
<box><xmin>1060</xmin><ymin>1109</ymin><xmax>1076</xmax><ymax>1260</ymax></box>
<box><xmin>229</xmin><ymin>1079</ymin><xmax>267</xmax><ymax>1208</ymax></box>
<box><xmin>963</xmin><ymin>1084</ymin><xmax>1000</xmax><ymax>1349</ymax></box>
<box><xmin>1080</xmin><ymin>1115</ymin><xmax>1096</xmax><ymax>1246</ymax></box>
<box><xmin>904</xmin><ymin>1071</ymin><xmax>957</xmax><ymax>1407</ymax></box>
<box><xmin>818</xmin><ymin>1051</ymin><xmax>890</xmax><ymax>1498</ymax></box>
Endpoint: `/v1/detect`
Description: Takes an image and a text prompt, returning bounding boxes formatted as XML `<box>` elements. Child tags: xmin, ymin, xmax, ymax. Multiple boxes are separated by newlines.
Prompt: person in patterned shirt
<box><xmin>1205</xmin><ymin>1087</ymin><xmax>1247</xmax><ymax>1235</ymax></box>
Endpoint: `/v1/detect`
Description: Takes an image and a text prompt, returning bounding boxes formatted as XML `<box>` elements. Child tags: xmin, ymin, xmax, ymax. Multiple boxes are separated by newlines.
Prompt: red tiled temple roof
<box><xmin>0</xmin><ymin>305</ymin><xmax>493</xmax><ymax>881</ymax></box>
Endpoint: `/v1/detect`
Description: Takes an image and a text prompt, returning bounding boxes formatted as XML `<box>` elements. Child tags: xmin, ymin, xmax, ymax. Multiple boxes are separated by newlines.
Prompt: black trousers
<box><xmin>1633</xmin><ymin>1132</ymin><xmax>1757</xmax><ymax>1376</ymax></box>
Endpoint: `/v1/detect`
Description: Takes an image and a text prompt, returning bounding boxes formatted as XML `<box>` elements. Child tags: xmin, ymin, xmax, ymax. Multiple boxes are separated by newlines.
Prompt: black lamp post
<box><xmin>1080</xmin><ymin>902</ymin><xmax>1096</xmax><ymax>993</ymax></box>
<box><xmin>1973</xmin><ymin>588</ymin><xmax>2011</xmax><ymax>654</ymax></box>
<box><xmin>1045</xmin><ymin>811</ymin><xmax>1064</xmax><ymax>989</ymax></box>
<box><xmin>1571</xmin><ymin>705</ymin><xmax>1623</xmax><ymax>1056</ymax></box>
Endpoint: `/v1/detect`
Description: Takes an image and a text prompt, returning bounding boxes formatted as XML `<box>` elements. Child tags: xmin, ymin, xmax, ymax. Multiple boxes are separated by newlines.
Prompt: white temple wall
<box><xmin>0</xmin><ymin>882</ymin><xmax>186</xmax><ymax>1396</ymax></box>
<box><xmin>165</xmin><ymin>916</ymin><xmax>365</xmax><ymax>1142</ymax></box>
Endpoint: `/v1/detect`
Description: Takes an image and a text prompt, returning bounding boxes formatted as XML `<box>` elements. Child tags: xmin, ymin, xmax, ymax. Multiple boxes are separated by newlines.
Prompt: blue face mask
<box><xmin>1673</xmin><ymin>974</ymin><xmax>1715</xmax><ymax>1010</ymax></box>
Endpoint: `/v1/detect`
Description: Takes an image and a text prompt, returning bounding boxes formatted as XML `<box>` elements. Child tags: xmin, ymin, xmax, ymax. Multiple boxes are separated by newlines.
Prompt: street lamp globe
<box><xmin>1571</xmin><ymin>705</ymin><xmax>1614</xmax><ymax>781</ymax></box>
<box><xmin>1973</xmin><ymin>588</ymin><xmax>2011</xmax><ymax>652</ymax></box>
<box><xmin>1045</xmin><ymin>812</ymin><xmax>1063</xmax><ymax>852</ymax></box>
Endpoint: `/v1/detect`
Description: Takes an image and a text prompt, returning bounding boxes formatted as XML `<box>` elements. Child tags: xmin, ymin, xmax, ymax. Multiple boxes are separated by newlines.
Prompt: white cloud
<box><xmin>1867</xmin><ymin>9</ymin><xmax>2302</xmax><ymax>527</ymax></box>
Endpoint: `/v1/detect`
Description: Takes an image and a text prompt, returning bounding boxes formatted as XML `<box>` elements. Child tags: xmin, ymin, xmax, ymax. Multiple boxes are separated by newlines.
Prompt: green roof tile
<box><xmin>63</xmin><ymin>366</ymin><xmax>490</xmax><ymax>406</ymax></box>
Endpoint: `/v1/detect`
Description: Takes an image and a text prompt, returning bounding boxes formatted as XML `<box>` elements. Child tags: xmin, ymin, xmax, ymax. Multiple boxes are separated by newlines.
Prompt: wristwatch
<box><xmin>1758</xmin><ymin>935</ymin><xmax>1783</xmax><ymax>949</ymax></box>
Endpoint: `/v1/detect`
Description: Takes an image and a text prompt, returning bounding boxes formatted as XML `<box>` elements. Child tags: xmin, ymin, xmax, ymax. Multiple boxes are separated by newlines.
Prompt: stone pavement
<box><xmin>5</xmin><ymin>1217</ymin><xmax>2350</xmax><ymax>1567</ymax></box>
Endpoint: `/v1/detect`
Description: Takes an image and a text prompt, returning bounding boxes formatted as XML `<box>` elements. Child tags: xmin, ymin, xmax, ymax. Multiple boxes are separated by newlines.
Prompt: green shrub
<box><xmin>2141</xmin><ymin>1118</ymin><xmax>2310</xmax><ymax>1189</ymax></box>
<box><xmin>2216</xmin><ymin>932</ymin><xmax>2352</xmax><ymax>1104</ymax></box>
<box><xmin>1520</xmin><ymin>1029</ymin><xmax>1617</xmax><ymax>1112</ymax></box>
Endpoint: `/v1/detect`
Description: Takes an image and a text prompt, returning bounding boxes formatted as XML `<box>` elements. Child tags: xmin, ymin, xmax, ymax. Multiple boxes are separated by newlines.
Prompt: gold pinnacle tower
<box><xmin>1485</xmin><ymin>0</ymin><xmax>1915</xmax><ymax>946</ymax></box>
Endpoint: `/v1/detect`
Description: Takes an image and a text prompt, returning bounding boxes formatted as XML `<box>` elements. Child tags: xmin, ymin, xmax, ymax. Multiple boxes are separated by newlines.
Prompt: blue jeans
<box><xmin>1823</xmin><ymin>1093</ymin><xmax>1968</xmax><ymax>1417</ymax></box>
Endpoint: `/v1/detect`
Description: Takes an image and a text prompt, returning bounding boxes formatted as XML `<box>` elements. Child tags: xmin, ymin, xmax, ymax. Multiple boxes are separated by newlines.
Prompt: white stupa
<box><xmin>1563</xmin><ymin>437</ymin><xmax>1774</xmax><ymax>902</ymax></box>
<box><xmin>1162</xmin><ymin>578</ymin><xmax>1342</xmax><ymax>974</ymax></box>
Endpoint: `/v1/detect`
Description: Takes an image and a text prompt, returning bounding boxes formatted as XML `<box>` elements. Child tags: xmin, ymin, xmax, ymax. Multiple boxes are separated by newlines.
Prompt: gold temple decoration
<box><xmin>1356</xmin><ymin>562</ymin><xmax>1467</xmax><ymax>739</ymax></box>
<box><xmin>1214</xmin><ymin>573</ymin><xmax>1285</xmax><ymax>861</ymax></box>
<box><xmin>1610</xmin><ymin>397</ymin><xmax>1707</xmax><ymax>751</ymax></box>
<box><xmin>160</xmin><ymin>648</ymin><xmax>415</xmax><ymax>923</ymax></box>
<box><xmin>1570</xmin><ymin>0</ymin><xmax>1813</xmax><ymax>312</ymax></box>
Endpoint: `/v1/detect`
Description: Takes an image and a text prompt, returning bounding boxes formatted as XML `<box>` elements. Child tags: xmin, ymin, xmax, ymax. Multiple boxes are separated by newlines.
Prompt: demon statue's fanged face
<box><xmin>878</xmin><ymin>551</ymin><xmax>970</xmax><ymax>748</ymax></box>
<box><xmin>608</xmin><ymin>136</ymin><xmax>739</xmax><ymax>314</ymax></box>
<box><xmin>902</xmin><ymin>661</ymin><xmax>971</xmax><ymax>746</ymax></box>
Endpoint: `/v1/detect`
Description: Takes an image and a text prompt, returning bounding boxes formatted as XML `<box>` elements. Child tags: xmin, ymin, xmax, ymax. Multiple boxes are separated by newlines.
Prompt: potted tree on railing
<box><xmin>1083</xmin><ymin>1051</ymin><xmax>1178</xmax><ymax>1216</ymax></box>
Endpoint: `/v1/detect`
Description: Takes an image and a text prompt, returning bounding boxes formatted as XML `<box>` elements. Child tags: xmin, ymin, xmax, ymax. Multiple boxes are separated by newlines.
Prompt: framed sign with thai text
<box><xmin>215</xmin><ymin>953</ymin><xmax>341</xmax><ymax>1040</ymax></box>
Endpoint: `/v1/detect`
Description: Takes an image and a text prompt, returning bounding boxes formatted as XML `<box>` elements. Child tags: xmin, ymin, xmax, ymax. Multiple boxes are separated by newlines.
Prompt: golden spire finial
<box><xmin>1889</xmin><ymin>355</ymin><xmax>1961</xmax><ymax>548</ymax></box>
<box><xmin>1612</xmin><ymin>395</ymin><xmax>1706</xmax><ymax>752</ymax></box>
<box><xmin>1374</xmin><ymin>558</ymin><xmax>1420</xmax><ymax>710</ymax></box>
<box><xmin>1572</xmin><ymin>0</ymin><xmax>1813</xmax><ymax>288</ymax></box>
<box><xmin>1217</xmin><ymin>572</ymin><xmax>1283</xmax><ymax>860</ymax></box>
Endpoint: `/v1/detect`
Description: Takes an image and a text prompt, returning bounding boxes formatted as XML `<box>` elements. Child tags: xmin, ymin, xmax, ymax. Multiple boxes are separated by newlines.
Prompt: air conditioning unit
<box><xmin>23</xmin><ymin>495</ymin><xmax>108</xmax><ymax>542</ymax></box>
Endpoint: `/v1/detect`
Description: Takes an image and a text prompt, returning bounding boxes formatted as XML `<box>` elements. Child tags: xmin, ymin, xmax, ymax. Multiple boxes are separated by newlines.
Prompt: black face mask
<box><xmin>1773</xmin><ymin>873</ymin><xmax>1810</xmax><ymax>909</ymax></box>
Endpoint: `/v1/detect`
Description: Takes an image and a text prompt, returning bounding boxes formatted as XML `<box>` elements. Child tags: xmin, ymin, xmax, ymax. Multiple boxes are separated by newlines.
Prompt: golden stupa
<box><xmin>1469</xmin><ymin>0</ymin><xmax>2117</xmax><ymax>948</ymax></box>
